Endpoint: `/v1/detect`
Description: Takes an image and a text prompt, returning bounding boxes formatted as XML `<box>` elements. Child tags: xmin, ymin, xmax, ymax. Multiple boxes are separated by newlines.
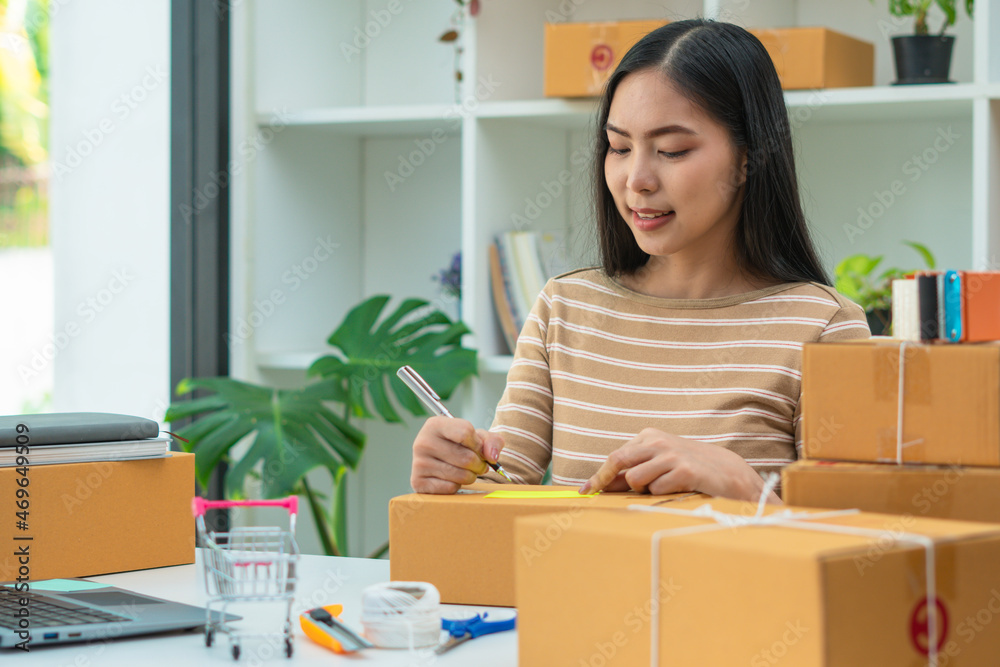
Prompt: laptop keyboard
<box><xmin>0</xmin><ymin>588</ymin><xmax>132</xmax><ymax>629</ymax></box>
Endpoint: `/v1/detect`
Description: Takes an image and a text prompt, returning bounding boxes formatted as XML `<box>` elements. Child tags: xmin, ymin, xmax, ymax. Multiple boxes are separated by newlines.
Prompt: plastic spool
<box><xmin>360</xmin><ymin>581</ymin><xmax>441</xmax><ymax>650</ymax></box>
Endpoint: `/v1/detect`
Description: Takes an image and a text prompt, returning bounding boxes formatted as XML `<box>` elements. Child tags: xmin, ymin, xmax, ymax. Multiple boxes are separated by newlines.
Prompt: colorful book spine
<box><xmin>890</xmin><ymin>270</ymin><xmax>1000</xmax><ymax>343</ymax></box>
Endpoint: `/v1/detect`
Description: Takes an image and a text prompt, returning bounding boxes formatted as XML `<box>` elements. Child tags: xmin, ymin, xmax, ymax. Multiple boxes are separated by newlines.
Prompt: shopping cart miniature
<box><xmin>192</xmin><ymin>496</ymin><xmax>300</xmax><ymax>660</ymax></box>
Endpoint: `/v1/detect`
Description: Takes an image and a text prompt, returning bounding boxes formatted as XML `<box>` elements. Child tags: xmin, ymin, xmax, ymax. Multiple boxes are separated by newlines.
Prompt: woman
<box><xmin>410</xmin><ymin>19</ymin><xmax>869</xmax><ymax>501</ymax></box>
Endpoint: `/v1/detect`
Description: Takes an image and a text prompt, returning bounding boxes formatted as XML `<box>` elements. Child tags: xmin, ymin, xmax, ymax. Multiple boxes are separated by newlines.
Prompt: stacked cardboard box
<box><xmin>786</xmin><ymin>339</ymin><xmax>1000</xmax><ymax>524</ymax></box>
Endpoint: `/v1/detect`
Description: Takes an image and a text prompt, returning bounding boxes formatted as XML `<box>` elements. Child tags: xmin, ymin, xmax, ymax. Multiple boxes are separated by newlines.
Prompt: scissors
<box><xmin>435</xmin><ymin>612</ymin><xmax>517</xmax><ymax>654</ymax></box>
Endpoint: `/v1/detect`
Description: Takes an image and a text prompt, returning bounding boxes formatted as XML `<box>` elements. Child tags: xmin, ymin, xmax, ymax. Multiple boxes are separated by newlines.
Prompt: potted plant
<box><xmin>834</xmin><ymin>240</ymin><xmax>936</xmax><ymax>335</ymax></box>
<box><xmin>874</xmin><ymin>0</ymin><xmax>974</xmax><ymax>84</ymax></box>
<box><xmin>164</xmin><ymin>295</ymin><xmax>478</xmax><ymax>558</ymax></box>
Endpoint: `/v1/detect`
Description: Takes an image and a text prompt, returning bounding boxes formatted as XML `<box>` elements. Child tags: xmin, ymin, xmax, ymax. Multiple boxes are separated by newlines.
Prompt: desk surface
<box><xmin>14</xmin><ymin>552</ymin><xmax>517</xmax><ymax>666</ymax></box>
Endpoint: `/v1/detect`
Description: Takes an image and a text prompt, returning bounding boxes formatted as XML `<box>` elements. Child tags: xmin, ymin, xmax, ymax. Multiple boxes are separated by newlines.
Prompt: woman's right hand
<box><xmin>411</xmin><ymin>416</ymin><xmax>505</xmax><ymax>494</ymax></box>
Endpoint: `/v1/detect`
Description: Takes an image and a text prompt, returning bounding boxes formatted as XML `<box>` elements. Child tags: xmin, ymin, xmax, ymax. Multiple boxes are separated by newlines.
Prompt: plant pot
<box><xmin>866</xmin><ymin>308</ymin><xmax>891</xmax><ymax>336</ymax></box>
<box><xmin>891</xmin><ymin>35</ymin><xmax>955</xmax><ymax>85</ymax></box>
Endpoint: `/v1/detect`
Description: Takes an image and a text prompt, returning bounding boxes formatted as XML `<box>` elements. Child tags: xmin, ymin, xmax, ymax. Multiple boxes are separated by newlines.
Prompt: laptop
<box><xmin>0</xmin><ymin>579</ymin><xmax>239</xmax><ymax>649</ymax></box>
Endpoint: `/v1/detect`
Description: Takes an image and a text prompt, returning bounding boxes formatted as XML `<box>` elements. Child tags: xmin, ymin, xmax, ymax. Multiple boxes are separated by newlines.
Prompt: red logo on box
<box><xmin>910</xmin><ymin>597</ymin><xmax>949</xmax><ymax>656</ymax></box>
<box><xmin>591</xmin><ymin>45</ymin><xmax>613</xmax><ymax>71</ymax></box>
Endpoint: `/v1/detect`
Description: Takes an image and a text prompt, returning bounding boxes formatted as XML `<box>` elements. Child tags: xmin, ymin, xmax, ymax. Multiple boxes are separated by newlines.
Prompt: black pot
<box><xmin>891</xmin><ymin>35</ymin><xmax>955</xmax><ymax>85</ymax></box>
<box><xmin>866</xmin><ymin>308</ymin><xmax>891</xmax><ymax>336</ymax></box>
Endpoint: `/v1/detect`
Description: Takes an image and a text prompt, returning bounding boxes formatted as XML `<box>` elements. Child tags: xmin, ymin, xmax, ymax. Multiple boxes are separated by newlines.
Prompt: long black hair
<box><xmin>593</xmin><ymin>18</ymin><xmax>831</xmax><ymax>286</ymax></box>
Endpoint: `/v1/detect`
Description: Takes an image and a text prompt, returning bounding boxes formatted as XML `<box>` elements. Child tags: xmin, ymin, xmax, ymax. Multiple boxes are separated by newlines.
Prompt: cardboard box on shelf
<box><xmin>516</xmin><ymin>497</ymin><xmax>1000</xmax><ymax>666</ymax></box>
<box><xmin>1</xmin><ymin>453</ymin><xmax>195</xmax><ymax>581</ymax></box>
<box><xmin>388</xmin><ymin>483</ymin><xmax>702</xmax><ymax>606</ymax></box>
<box><xmin>543</xmin><ymin>20</ymin><xmax>668</xmax><ymax>97</ymax></box>
<box><xmin>749</xmin><ymin>27</ymin><xmax>874</xmax><ymax>89</ymax></box>
<box><xmin>801</xmin><ymin>339</ymin><xmax>1000</xmax><ymax>466</ymax></box>
<box><xmin>783</xmin><ymin>460</ymin><xmax>1000</xmax><ymax>524</ymax></box>
<box><xmin>543</xmin><ymin>22</ymin><xmax>872</xmax><ymax>98</ymax></box>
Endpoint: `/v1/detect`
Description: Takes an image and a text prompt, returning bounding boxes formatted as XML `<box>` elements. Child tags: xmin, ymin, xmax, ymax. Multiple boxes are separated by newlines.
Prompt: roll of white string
<box><xmin>360</xmin><ymin>581</ymin><xmax>441</xmax><ymax>649</ymax></box>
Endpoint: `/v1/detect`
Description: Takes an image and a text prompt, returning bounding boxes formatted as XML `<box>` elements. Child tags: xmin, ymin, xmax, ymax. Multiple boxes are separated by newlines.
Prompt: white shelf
<box><xmin>267</xmin><ymin>83</ymin><xmax>1000</xmax><ymax>137</ymax></box>
<box><xmin>256</xmin><ymin>350</ymin><xmax>323</xmax><ymax>371</ymax></box>
<box><xmin>256</xmin><ymin>104</ymin><xmax>462</xmax><ymax>136</ymax></box>
<box><xmin>257</xmin><ymin>351</ymin><xmax>515</xmax><ymax>376</ymax></box>
<box><xmin>475</xmin><ymin>99</ymin><xmax>599</xmax><ymax>128</ymax></box>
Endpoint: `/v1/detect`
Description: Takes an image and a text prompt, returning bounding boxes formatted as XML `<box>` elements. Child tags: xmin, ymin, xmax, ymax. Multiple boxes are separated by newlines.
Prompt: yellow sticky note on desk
<box><xmin>484</xmin><ymin>489</ymin><xmax>597</xmax><ymax>499</ymax></box>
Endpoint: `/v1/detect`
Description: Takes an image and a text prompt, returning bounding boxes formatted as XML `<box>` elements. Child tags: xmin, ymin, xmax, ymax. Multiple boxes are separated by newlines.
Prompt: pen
<box><xmin>396</xmin><ymin>365</ymin><xmax>512</xmax><ymax>481</ymax></box>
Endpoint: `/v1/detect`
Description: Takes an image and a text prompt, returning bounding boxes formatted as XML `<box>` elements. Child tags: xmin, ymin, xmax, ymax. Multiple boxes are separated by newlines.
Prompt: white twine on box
<box><xmin>628</xmin><ymin>473</ymin><xmax>939</xmax><ymax>667</ymax></box>
<box><xmin>895</xmin><ymin>341</ymin><xmax>925</xmax><ymax>464</ymax></box>
<box><xmin>360</xmin><ymin>581</ymin><xmax>441</xmax><ymax>650</ymax></box>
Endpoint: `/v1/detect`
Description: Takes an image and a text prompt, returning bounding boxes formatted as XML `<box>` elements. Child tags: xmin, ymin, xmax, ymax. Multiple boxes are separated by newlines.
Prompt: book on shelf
<box><xmin>890</xmin><ymin>270</ymin><xmax>1000</xmax><ymax>343</ymax></box>
<box><xmin>489</xmin><ymin>243</ymin><xmax>521</xmax><ymax>354</ymax></box>
<box><xmin>489</xmin><ymin>230</ymin><xmax>570</xmax><ymax>355</ymax></box>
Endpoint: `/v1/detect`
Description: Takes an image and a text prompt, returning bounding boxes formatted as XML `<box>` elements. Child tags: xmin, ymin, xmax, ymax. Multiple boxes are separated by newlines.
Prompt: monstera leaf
<box><xmin>165</xmin><ymin>376</ymin><xmax>365</xmax><ymax>498</ymax></box>
<box><xmin>307</xmin><ymin>295</ymin><xmax>478</xmax><ymax>422</ymax></box>
<box><xmin>167</xmin><ymin>295</ymin><xmax>478</xmax><ymax>557</ymax></box>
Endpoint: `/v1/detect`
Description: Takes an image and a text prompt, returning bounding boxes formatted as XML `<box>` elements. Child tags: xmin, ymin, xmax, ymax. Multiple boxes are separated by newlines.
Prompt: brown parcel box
<box><xmin>784</xmin><ymin>460</ymin><xmax>1000</xmax><ymax>524</ymax></box>
<box><xmin>1</xmin><ymin>453</ymin><xmax>195</xmax><ymax>581</ymax></box>
<box><xmin>516</xmin><ymin>498</ymin><xmax>1000</xmax><ymax>666</ymax></box>
<box><xmin>748</xmin><ymin>27</ymin><xmax>874</xmax><ymax>90</ymax></box>
<box><xmin>544</xmin><ymin>22</ymin><xmax>872</xmax><ymax>98</ymax></box>
<box><xmin>544</xmin><ymin>20</ymin><xmax>667</xmax><ymax>97</ymax></box>
<box><xmin>388</xmin><ymin>483</ymin><xmax>701</xmax><ymax>606</ymax></box>
<box><xmin>802</xmin><ymin>340</ymin><xmax>1000</xmax><ymax>466</ymax></box>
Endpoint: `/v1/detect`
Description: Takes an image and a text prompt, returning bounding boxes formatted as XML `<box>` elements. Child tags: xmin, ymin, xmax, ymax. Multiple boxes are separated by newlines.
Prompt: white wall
<box><xmin>50</xmin><ymin>0</ymin><xmax>170</xmax><ymax>422</ymax></box>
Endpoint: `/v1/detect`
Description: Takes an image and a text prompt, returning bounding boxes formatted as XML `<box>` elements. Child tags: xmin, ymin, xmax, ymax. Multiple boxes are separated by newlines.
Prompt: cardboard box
<box><xmin>516</xmin><ymin>498</ymin><xmax>1000</xmax><ymax>666</ymax></box>
<box><xmin>802</xmin><ymin>340</ymin><xmax>1000</xmax><ymax>466</ymax></box>
<box><xmin>543</xmin><ymin>23</ymin><xmax>872</xmax><ymax>98</ymax></box>
<box><xmin>784</xmin><ymin>460</ymin><xmax>1000</xmax><ymax>524</ymax></box>
<box><xmin>1</xmin><ymin>453</ymin><xmax>195</xmax><ymax>581</ymax></box>
<box><xmin>388</xmin><ymin>483</ymin><xmax>701</xmax><ymax>606</ymax></box>
<box><xmin>544</xmin><ymin>20</ymin><xmax>668</xmax><ymax>97</ymax></box>
<box><xmin>748</xmin><ymin>27</ymin><xmax>874</xmax><ymax>90</ymax></box>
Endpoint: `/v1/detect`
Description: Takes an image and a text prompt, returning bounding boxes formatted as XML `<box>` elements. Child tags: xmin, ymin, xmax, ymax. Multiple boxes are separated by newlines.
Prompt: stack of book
<box><xmin>891</xmin><ymin>270</ymin><xmax>1000</xmax><ymax>342</ymax></box>
<box><xmin>489</xmin><ymin>230</ymin><xmax>572</xmax><ymax>354</ymax></box>
<box><xmin>0</xmin><ymin>412</ymin><xmax>171</xmax><ymax>467</ymax></box>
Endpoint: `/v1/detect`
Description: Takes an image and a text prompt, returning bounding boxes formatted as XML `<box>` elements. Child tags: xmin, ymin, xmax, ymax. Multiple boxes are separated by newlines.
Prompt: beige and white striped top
<box><xmin>482</xmin><ymin>267</ymin><xmax>870</xmax><ymax>487</ymax></box>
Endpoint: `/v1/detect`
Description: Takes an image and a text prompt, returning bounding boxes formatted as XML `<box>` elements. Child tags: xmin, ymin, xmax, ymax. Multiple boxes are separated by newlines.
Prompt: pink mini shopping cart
<box><xmin>192</xmin><ymin>497</ymin><xmax>300</xmax><ymax>660</ymax></box>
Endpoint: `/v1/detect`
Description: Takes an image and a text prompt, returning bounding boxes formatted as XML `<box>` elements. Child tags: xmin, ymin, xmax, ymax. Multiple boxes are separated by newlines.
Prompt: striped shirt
<box><xmin>482</xmin><ymin>267</ymin><xmax>870</xmax><ymax>487</ymax></box>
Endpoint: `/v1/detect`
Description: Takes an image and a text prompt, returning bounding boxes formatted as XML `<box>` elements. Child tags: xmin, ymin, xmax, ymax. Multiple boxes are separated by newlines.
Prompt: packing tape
<box><xmin>360</xmin><ymin>581</ymin><xmax>441</xmax><ymax>650</ymax></box>
<box><xmin>628</xmin><ymin>474</ymin><xmax>940</xmax><ymax>667</ymax></box>
<box><xmin>894</xmin><ymin>341</ymin><xmax>926</xmax><ymax>464</ymax></box>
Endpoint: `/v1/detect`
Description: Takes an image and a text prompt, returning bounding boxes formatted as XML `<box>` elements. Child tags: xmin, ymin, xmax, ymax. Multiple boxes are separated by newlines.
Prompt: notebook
<box><xmin>0</xmin><ymin>579</ymin><xmax>238</xmax><ymax>649</ymax></box>
<box><xmin>0</xmin><ymin>413</ymin><xmax>160</xmax><ymax>447</ymax></box>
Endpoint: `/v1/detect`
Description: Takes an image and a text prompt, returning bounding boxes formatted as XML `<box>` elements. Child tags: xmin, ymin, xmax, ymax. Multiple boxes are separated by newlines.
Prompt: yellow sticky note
<box><xmin>484</xmin><ymin>489</ymin><xmax>597</xmax><ymax>499</ymax></box>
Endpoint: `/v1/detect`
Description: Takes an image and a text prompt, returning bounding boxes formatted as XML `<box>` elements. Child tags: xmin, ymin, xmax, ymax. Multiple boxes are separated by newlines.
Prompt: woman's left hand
<box><xmin>578</xmin><ymin>428</ymin><xmax>781</xmax><ymax>504</ymax></box>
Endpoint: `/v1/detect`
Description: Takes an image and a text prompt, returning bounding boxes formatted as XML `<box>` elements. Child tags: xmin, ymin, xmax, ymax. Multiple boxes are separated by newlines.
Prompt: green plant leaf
<box><xmin>308</xmin><ymin>295</ymin><xmax>479</xmax><ymax>423</ymax></box>
<box><xmin>168</xmin><ymin>376</ymin><xmax>365</xmax><ymax>496</ymax></box>
<box><xmin>935</xmin><ymin>0</ymin><xmax>957</xmax><ymax>26</ymax></box>
<box><xmin>903</xmin><ymin>240</ymin><xmax>936</xmax><ymax>269</ymax></box>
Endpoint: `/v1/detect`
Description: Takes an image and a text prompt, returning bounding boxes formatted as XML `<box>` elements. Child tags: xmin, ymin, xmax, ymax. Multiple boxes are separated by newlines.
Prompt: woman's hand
<box><xmin>411</xmin><ymin>416</ymin><xmax>506</xmax><ymax>494</ymax></box>
<box><xmin>579</xmin><ymin>428</ymin><xmax>781</xmax><ymax>504</ymax></box>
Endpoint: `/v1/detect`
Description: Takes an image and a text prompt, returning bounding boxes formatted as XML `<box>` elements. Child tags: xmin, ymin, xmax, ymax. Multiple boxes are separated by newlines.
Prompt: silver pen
<box><xmin>397</xmin><ymin>365</ymin><xmax>512</xmax><ymax>481</ymax></box>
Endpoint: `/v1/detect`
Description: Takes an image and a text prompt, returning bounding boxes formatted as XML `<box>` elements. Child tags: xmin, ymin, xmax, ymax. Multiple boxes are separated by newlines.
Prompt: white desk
<box><xmin>15</xmin><ymin>552</ymin><xmax>518</xmax><ymax>666</ymax></box>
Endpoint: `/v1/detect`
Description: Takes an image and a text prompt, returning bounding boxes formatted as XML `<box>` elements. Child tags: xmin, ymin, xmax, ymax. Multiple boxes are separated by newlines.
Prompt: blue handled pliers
<box><xmin>435</xmin><ymin>612</ymin><xmax>517</xmax><ymax>654</ymax></box>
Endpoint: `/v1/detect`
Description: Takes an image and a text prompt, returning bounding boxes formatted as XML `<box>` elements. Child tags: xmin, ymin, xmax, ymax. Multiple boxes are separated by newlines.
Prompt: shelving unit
<box><xmin>230</xmin><ymin>0</ymin><xmax>1000</xmax><ymax>555</ymax></box>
